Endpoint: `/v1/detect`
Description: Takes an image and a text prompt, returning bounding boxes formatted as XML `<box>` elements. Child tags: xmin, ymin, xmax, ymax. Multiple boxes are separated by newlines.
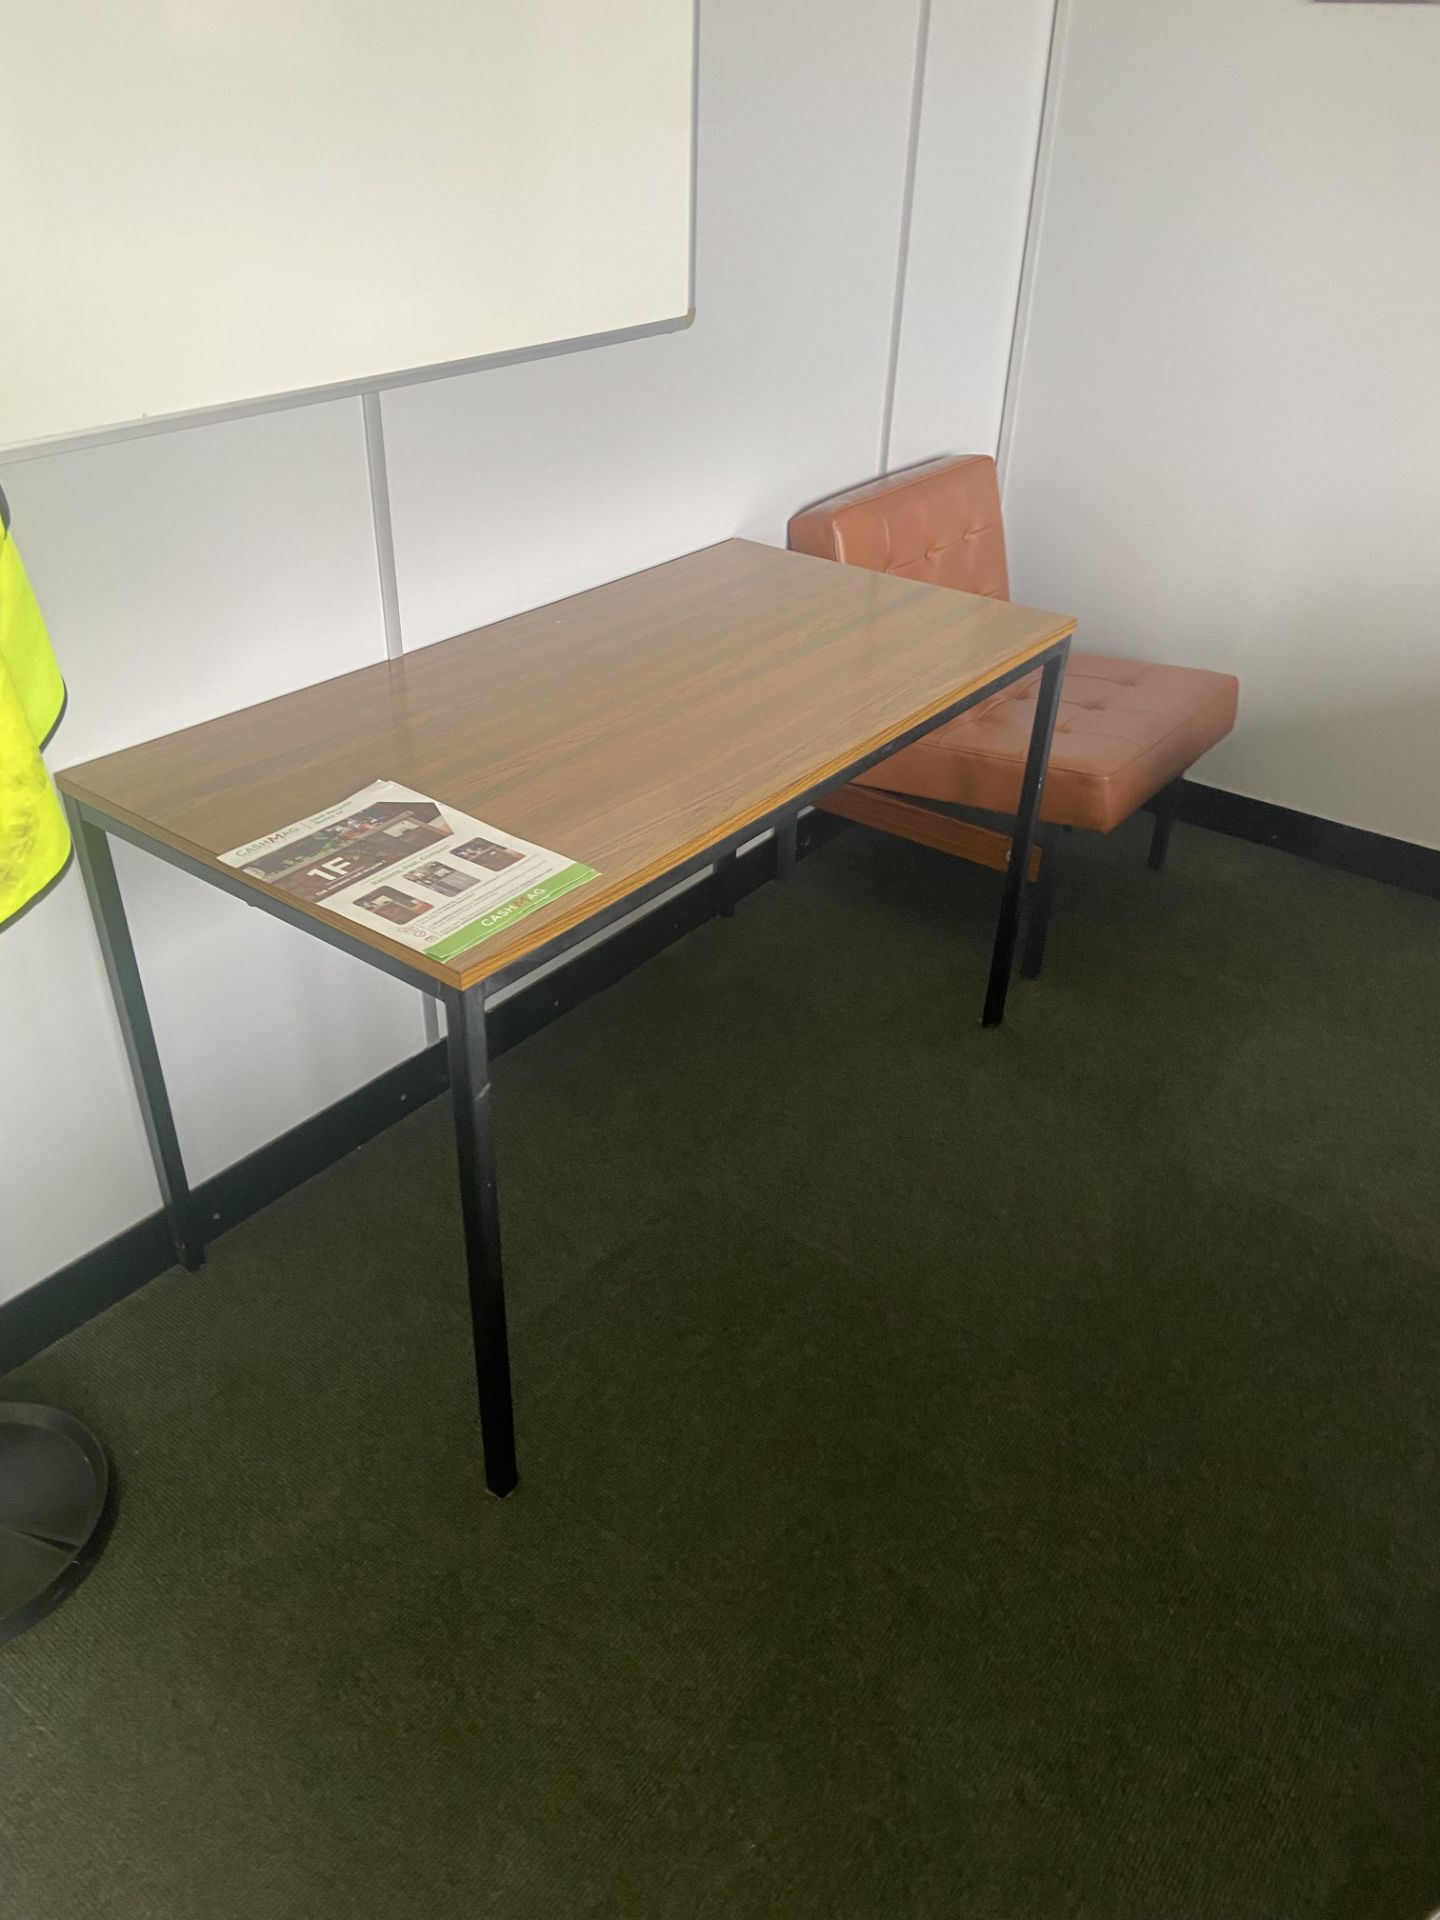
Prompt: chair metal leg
<box><xmin>982</xmin><ymin>648</ymin><xmax>1067</xmax><ymax>1028</ymax></box>
<box><xmin>1021</xmin><ymin>822</ymin><xmax>1059</xmax><ymax>981</ymax></box>
<box><xmin>446</xmin><ymin>984</ymin><xmax>518</xmax><ymax>1498</ymax></box>
<box><xmin>64</xmin><ymin>799</ymin><xmax>204</xmax><ymax>1272</ymax></box>
<box><xmin>1148</xmin><ymin>779</ymin><xmax>1181</xmax><ymax>872</ymax></box>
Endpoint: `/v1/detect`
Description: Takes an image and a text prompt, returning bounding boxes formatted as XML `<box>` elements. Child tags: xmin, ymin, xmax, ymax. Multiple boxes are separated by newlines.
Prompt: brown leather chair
<box><xmin>788</xmin><ymin>455</ymin><xmax>1238</xmax><ymax>977</ymax></box>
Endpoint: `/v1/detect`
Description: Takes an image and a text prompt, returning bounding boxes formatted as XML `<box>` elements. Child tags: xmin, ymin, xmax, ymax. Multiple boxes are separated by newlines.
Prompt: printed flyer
<box><xmin>220</xmin><ymin>780</ymin><xmax>598</xmax><ymax>962</ymax></box>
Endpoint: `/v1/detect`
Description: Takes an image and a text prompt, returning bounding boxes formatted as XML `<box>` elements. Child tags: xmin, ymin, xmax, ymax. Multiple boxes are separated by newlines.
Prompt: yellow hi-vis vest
<box><xmin>0</xmin><ymin>508</ymin><xmax>70</xmax><ymax>926</ymax></box>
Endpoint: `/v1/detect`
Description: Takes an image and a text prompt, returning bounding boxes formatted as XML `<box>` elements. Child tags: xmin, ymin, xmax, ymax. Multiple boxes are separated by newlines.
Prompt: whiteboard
<box><xmin>0</xmin><ymin>1</ymin><xmax>694</xmax><ymax>453</ymax></box>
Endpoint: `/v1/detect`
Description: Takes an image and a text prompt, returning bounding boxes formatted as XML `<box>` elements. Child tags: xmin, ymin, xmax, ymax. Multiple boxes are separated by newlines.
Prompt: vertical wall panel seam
<box><xmin>878</xmin><ymin>0</ymin><xmax>934</xmax><ymax>477</ymax></box>
<box><xmin>360</xmin><ymin>389</ymin><xmax>437</xmax><ymax>1049</ymax></box>
<box><xmin>996</xmin><ymin>0</ymin><xmax>1071</xmax><ymax>492</ymax></box>
<box><xmin>361</xmin><ymin>390</ymin><xmax>404</xmax><ymax>662</ymax></box>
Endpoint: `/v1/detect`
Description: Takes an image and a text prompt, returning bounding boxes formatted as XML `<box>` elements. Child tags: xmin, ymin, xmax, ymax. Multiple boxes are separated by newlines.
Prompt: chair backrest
<box><xmin>787</xmin><ymin>454</ymin><xmax>1010</xmax><ymax>601</ymax></box>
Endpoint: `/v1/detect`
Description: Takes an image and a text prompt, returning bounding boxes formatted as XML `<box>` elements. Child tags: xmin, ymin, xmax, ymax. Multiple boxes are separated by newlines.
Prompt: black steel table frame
<box><xmin>61</xmin><ymin>635</ymin><xmax>1068</xmax><ymax>1499</ymax></box>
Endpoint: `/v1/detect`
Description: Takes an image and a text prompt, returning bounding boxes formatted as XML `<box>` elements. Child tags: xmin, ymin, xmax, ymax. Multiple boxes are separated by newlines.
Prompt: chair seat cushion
<box><xmin>856</xmin><ymin>652</ymin><xmax>1239</xmax><ymax>833</ymax></box>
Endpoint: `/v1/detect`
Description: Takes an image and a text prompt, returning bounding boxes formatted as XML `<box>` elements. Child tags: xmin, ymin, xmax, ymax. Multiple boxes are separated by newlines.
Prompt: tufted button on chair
<box><xmin>788</xmin><ymin>455</ymin><xmax>1238</xmax><ymax>978</ymax></box>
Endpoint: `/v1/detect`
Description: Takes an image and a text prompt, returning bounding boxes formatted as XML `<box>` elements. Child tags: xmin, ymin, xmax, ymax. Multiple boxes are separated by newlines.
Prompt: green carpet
<box><xmin>4</xmin><ymin>818</ymin><xmax>1439</xmax><ymax>1920</ymax></box>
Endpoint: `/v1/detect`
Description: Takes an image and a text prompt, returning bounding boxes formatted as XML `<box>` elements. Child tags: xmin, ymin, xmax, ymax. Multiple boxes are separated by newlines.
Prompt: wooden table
<box><xmin>59</xmin><ymin>538</ymin><xmax>1074</xmax><ymax>1495</ymax></box>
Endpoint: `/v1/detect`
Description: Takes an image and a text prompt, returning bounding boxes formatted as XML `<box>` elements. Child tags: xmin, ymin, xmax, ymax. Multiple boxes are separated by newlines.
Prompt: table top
<box><xmin>58</xmin><ymin>538</ymin><xmax>1075</xmax><ymax>992</ymax></box>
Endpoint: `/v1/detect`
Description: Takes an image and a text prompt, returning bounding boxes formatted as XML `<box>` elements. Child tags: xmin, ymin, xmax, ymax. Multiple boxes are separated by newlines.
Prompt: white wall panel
<box><xmin>382</xmin><ymin>0</ymin><xmax>923</xmax><ymax>648</ymax></box>
<box><xmin>0</xmin><ymin>876</ymin><xmax>158</xmax><ymax>1298</ymax></box>
<box><xmin>888</xmin><ymin>0</ymin><xmax>1055</xmax><ymax>470</ymax></box>
<box><xmin>11</xmin><ymin>406</ymin><xmax>388</xmax><ymax>759</ymax></box>
<box><xmin>1002</xmin><ymin>0</ymin><xmax>1440</xmax><ymax>846</ymax></box>
<box><xmin>0</xmin><ymin>404</ymin><xmax>424</xmax><ymax>1299</ymax></box>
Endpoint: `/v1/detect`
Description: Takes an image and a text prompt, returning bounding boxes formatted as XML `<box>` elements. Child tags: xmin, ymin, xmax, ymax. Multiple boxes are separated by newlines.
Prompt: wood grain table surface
<box><xmin>58</xmin><ymin>538</ymin><xmax>1076</xmax><ymax>991</ymax></box>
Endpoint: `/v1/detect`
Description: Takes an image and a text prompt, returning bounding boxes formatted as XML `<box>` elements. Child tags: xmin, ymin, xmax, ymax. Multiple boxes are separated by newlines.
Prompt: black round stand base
<box><xmin>0</xmin><ymin>1404</ymin><xmax>113</xmax><ymax>1647</ymax></box>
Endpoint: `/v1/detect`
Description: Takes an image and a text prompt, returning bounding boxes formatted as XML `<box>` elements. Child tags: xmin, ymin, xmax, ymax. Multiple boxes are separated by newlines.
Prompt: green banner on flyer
<box><xmin>425</xmin><ymin>862</ymin><xmax>599</xmax><ymax>962</ymax></box>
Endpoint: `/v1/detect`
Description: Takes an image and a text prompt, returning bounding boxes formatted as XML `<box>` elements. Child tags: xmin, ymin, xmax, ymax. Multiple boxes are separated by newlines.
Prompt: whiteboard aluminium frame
<box><xmin>0</xmin><ymin>310</ymin><xmax>696</xmax><ymax>470</ymax></box>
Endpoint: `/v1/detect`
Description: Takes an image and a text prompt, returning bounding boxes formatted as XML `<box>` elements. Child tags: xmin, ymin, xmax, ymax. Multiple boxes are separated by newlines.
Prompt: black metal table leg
<box><xmin>445</xmin><ymin>985</ymin><xmax>518</xmax><ymax>1498</ymax></box>
<box><xmin>775</xmin><ymin>817</ymin><xmax>798</xmax><ymax>881</ymax></box>
<box><xmin>64</xmin><ymin>800</ymin><xmax>204</xmax><ymax>1271</ymax></box>
<box><xmin>982</xmin><ymin>647</ymin><xmax>1067</xmax><ymax>1028</ymax></box>
<box><xmin>1021</xmin><ymin>821</ymin><xmax>1060</xmax><ymax>981</ymax></box>
<box><xmin>714</xmin><ymin>848</ymin><xmax>739</xmax><ymax>917</ymax></box>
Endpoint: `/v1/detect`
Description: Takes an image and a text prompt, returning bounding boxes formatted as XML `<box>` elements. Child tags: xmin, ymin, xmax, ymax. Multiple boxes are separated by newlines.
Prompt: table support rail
<box><xmin>444</xmin><ymin>984</ymin><xmax>518</xmax><ymax>1497</ymax></box>
<box><xmin>64</xmin><ymin>799</ymin><xmax>205</xmax><ymax>1273</ymax></box>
